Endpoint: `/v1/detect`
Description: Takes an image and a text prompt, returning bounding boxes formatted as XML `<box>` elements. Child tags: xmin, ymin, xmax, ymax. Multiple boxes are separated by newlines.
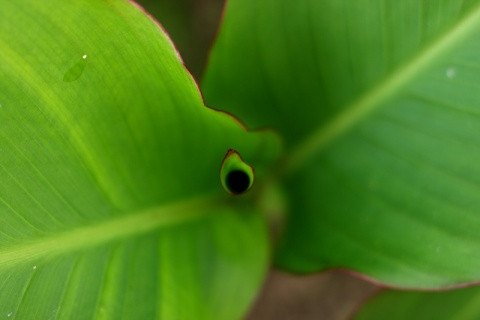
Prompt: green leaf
<box><xmin>0</xmin><ymin>0</ymin><xmax>280</xmax><ymax>318</ymax></box>
<box><xmin>203</xmin><ymin>0</ymin><xmax>480</xmax><ymax>288</ymax></box>
<box><xmin>354</xmin><ymin>286</ymin><xmax>480</xmax><ymax>320</ymax></box>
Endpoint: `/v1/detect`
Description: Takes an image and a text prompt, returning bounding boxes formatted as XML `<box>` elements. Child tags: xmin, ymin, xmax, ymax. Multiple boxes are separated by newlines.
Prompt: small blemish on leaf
<box><xmin>63</xmin><ymin>54</ymin><xmax>88</xmax><ymax>82</ymax></box>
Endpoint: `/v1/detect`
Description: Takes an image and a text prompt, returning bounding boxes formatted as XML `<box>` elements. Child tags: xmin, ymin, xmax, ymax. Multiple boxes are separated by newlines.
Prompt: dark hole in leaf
<box><xmin>226</xmin><ymin>170</ymin><xmax>250</xmax><ymax>194</ymax></box>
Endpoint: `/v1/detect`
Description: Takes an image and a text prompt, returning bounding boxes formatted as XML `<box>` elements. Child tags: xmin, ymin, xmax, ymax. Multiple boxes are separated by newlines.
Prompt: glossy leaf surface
<box><xmin>355</xmin><ymin>287</ymin><xmax>480</xmax><ymax>320</ymax></box>
<box><xmin>0</xmin><ymin>0</ymin><xmax>280</xmax><ymax>318</ymax></box>
<box><xmin>203</xmin><ymin>0</ymin><xmax>480</xmax><ymax>288</ymax></box>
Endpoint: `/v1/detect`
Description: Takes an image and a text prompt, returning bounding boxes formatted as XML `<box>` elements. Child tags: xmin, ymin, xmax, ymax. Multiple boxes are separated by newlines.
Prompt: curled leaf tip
<box><xmin>220</xmin><ymin>149</ymin><xmax>254</xmax><ymax>195</ymax></box>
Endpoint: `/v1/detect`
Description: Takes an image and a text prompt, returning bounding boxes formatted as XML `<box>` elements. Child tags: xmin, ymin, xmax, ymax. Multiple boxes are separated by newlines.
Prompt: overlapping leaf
<box><xmin>203</xmin><ymin>0</ymin><xmax>480</xmax><ymax>288</ymax></box>
<box><xmin>0</xmin><ymin>0</ymin><xmax>280</xmax><ymax>318</ymax></box>
<box><xmin>355</xmin><ymin>286</ymin><xmax>480</xmax><ymax>320</ymax></box>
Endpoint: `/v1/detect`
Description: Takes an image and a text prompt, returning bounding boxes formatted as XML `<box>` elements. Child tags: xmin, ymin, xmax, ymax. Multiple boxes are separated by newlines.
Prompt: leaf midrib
<box><xmin>0</xmin><ymin>195</ymin><xmax>223</xmax><ymax>269</ymax></box>
<box><xmin>284</xmin><ymin>4</ymin><xmax>480</xmax><ymax>173</ymax></box>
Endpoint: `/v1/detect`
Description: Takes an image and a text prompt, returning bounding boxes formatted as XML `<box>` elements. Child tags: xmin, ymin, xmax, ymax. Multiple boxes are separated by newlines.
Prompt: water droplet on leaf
<box><xmin>220</xmin><ymin>149</ymin><xmax>254</xmax><ymax>195</ymax></box>
<box><xmin>63</xmin><ymin>54</ymin><xmax>88</xmax><ymax>82</ymax></box>
<box><xmin>446</xmin><ymin>67</ymin><xmax>456</xmax><ymax>78</ymax></box>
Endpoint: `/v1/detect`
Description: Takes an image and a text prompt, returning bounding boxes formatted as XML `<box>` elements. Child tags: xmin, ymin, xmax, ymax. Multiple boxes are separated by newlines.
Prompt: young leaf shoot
<box><xmin>220</xmin><ymin>149</ymin><xmax>254</xmax><ymax>195</ymax></box>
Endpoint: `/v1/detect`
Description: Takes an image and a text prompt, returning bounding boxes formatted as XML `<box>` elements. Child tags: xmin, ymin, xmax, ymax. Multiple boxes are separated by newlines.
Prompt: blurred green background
<box><xmin>135</xmin><ymin>0</ymin><xmax>224</xmax><ymax>80</ymax></box>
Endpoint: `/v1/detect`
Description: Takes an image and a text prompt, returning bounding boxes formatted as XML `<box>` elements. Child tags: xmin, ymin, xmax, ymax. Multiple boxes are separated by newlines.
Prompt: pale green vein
<box><xmin>52</xmin><ymin>257</ymin><xmax>79</xmax><ymax>320</ymax></box>
<box><xmin>0</xmin><ymin>195</ymin><xmax>223</xmax><ymax>269</ymax></box>
<box><xmin>0</xmin><ymin>40</ymin><xmax>128</xmax><ymax>209</ymax></box>
<box><xmin>284</xmin><ymin>3</ymin><xmax>480</xmax><ymax>173</ymax></box>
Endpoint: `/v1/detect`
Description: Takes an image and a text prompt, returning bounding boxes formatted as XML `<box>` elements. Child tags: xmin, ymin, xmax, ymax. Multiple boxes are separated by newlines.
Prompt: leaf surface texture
<box><xmin>0</xmin><ymin>0</ymin><xmax>280</xmax><ymax>318</ymax></box>
<box><xmin>203</xmin><ymin>0</ymin><xmax>480</xmax><ymax>288</ymax></box>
